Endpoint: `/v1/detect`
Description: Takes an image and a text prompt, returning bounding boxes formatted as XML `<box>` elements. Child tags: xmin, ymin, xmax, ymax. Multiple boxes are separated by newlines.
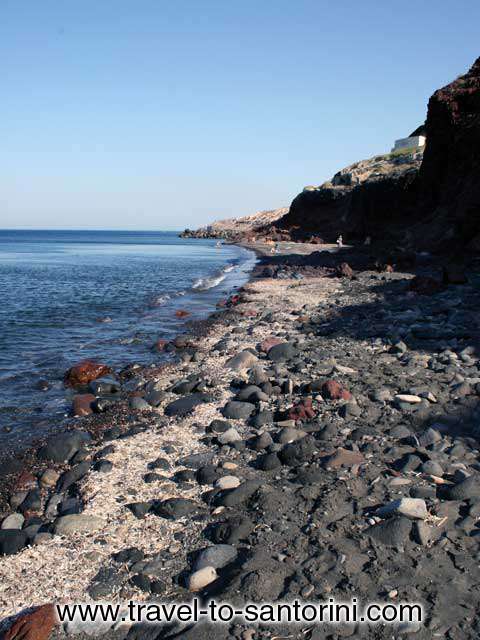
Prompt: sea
<box><xmin>0</xmin><ymin>230</ymin><xmax>256</xmax><ymax>452</ymax></box>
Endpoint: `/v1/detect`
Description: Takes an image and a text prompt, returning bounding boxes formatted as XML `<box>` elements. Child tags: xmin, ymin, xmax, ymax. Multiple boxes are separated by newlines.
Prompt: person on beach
<box><xmin>336</xmin><ymin>234</ymin><xmax>343</xmax><ymax>248</ymax></box>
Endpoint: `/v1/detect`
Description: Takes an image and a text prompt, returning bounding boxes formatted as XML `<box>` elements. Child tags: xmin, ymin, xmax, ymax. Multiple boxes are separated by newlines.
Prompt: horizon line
<box><xmin>0</xmin><ymin>227</ymin><xmax>184</xmax><ymax>232</ymax></box>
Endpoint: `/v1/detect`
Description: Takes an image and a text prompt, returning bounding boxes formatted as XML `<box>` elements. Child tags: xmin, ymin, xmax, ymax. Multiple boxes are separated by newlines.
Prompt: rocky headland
<box><xmin>274</xmin><ymin>57</ymin><xmax>480</xmax><ymax>252</ymax></box>
<box><xmin>183</xmin><ymin>57</ymin><xmax>480</xmax><ymax>255</ymax></box>
<box><xmin>180</xmin><ymin>208</ymin><xmax>289</xmax><ymax>241</ymax></box>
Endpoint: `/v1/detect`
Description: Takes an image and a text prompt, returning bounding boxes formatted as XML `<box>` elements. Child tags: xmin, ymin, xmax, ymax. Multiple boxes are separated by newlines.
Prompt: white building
<box><xmin>392</xmin><ymin>135</ymin><xmax>426</xmax><ymax>152</ymax></box>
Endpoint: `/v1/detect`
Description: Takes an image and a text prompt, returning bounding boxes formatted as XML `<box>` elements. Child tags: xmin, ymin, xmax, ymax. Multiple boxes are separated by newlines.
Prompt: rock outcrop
<box><xmin>277</xmin><ymin>56</ymin><xmax>480</xmax><ymax>253</ymax></box>
<box><xmin>180</xmin><ymin>207</ymin><xmax>288</xmax><ymax>240</ymax></box>
<box><xmin>278</xmin><ymin>149</ymin><xmax>423</xmax><ymax>245</ymax></box>
<box><xmin>417</xmin><ymin>56</ymin><xmax>480</xmax><ymax>251</ymax></box>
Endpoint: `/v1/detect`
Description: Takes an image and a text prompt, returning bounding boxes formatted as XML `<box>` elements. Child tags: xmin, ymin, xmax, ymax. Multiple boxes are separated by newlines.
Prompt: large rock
<box><xmin>258</xmin><ymin>337</ymin><xmax>283</xmax><ymax>353</ymax></box>
<box><xmin>225</xmin><ymin>350</ymin><xmax>258</xmax><ymax>371</ymax></box>
<box><xmin>323</xmin><ymin>447</ymin><xmax>364</xmax><ymax>469</ymax></box>
<box><xmin>377</xmin><ymin>498</ymin><xmax>428</xmax><ymax>520</ymax></box>
<box><xmin>152</xmin><ymin>498</ymin><xmax>201</xmax><ymax>519</ymax></box>
<box><xmin>1</xmin><ymin>604</ymin><xmax>57</xmax><ymax>640</ymax></box>
<box><xmin>164</xmin><ymin>393</ymin><xmax>213</xmax><ymax>416</ymax></box>
<box><xmin>38</xmin><ymin>431</ymin><xmax>91</xmax><ymax>463</ymax></box>
<box><xmin>53</xmin><ymin>514</ymin><xmax>104</xmax><ymax>536</ymax></box>
<box><xmin>0</xmin><ymin>530</ymin><xmax>28</xmax><ymax>555</ymax></box>
<box><xmin>222</xmin><ymin>401</ymin><xmax>255</xmax><ymax>420</ymax></box>
<box><xmin>1</xmin><ymin>513</ymin><xmax>24</xmax><ymax>530</ymax></box>
<box><xmin>366</xmin><ymin>516</ymin><xmax>412</xmax><ymax>546</ymax></box>
<box><xmin>278</xmin><ymin>435</ymin><xmax>316</xmax><ymax>467</ymax></box>
<box><xmin>322</xmin><ymin>380</ymin><xmax>352</xmax><ymax>401</ymax></box>
<box><xmin>267</xmin><ymin>342</ymin><xmax>297</xmax><ymax>362</ymax></box>
<box><xmin>72</xmin><ymin>394</ymin><xmax>96</xmax><ymax>416</ymax></box>
<box><xmin>209</xmin><ymin>516</ymin><xmax>254</xmax><ymax>544</ymax></box>
<box><xmin>64</xmin><ymin>360</ymin><xmax>111</xmax><ymax>387</ymax></box>
<box><xmin>194</xmin><ymin>544</ymin><xmax>237</xmax><ymax>570</ymax></box>
<box><xmin>217</xmin><ymin>428</ymin><xmax>242</xmax><ymax>445</ymax></box>
<box><xmin>56</xmin><ymin>461</ymin><xmax>91</xmax><ymax>492</ymax></box>
<box><xmin>214</xmin><ymin>479</ymin><xmax>262</xmax><ymax>508</ymax></box>
<box><xmin>187</xmin><ymin>566</ymin><xmax>217</xmax><ymax>592</ymax></box>
<box><xmin>442</xmin><ymin>476</ymin><xmax>480</xmax><ymax>501</ymax></box>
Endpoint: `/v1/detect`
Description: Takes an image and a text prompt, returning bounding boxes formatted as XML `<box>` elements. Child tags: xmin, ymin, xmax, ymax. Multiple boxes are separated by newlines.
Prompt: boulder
<box><xmin>267</xmin><ymin>342</ymin><xmax>298</xmax><ymax>362</ymax></box>
<box><xmin>442</xmin><ymin>476</ymin><xmax>480</xmax><ymax>501</ymax></box>
<box><xmin>258</xmin><ymin>337</ymin><xmax>283</xmax><ymax>353</ymax></box>
<box><xmin>214</xmin><ymin>479</ymin><xmax>262</xmax><ymax>507</ymax></box>
<box><xmin>366</xmin><ymin>516</ymin><xmax>412</xmax><ymax>546</ymax></box>
<box><xmin>130</xmin><ymin>397</ymin><xmax>151</xmax><ymax>411</ymax></box>
<box><xmin>0</xmin><ymin>530</ymin><xmax>28</xmax><ymax>555</ymax></box>
<box><xmin>322</xmin><ymin>380</ymin><xmax>352</xmax><ymax>401</ymax></box>
<box><xmin>64</xmin><ymin>360</ymin><xmax>111</xmax><ymax>387</ymax></box>
<box><xmin>72</xmin><ymin>394</ymin><xmax>96</xmax><ymax>417</ymax></box>
<box><xmin>236</xmin><ymin>384</ymin><xmax>264</xmax><ymax>402</ymax></box>
<box><xmin>217</xmin><ymin>428</ymin><xmax>242</xmax><ymax>445</ymax></box>
<box><xmin>53</xmin><ymin>514</ymin><xmax>104</xmax><ymax>536</ymax></box>
<box><xmin>225</xmin><ymin>350</ymin><xmax>258</xmax><ymax>371</ymax></box>
<box><xmin>222</xmin><ymin>401</ymin><xmax>255</xmax><ymax>420</ymax></box>
<box><xmin>209</xmin><ymin>516</ymin><xmax>254</xmax><ymax>544</ymax></box>
<box><xmin>279</xmin><ymin>435</ymin><xmax>316</xmax><ymax>466</ymax></box>
<box><xmin>164</xmin><ymin>393</ymin><xmax>213</xmax><ymax>416</ymax></box>
<box><xmin>287</xmin><ymin>397</ymin><xmax>316</xmax><ymax>422</ymax></box>
<box><xmin>1</xmin><ymin>604</ymin><xmax>56</xmax><ymax>640</ymax></box>
<box><xmin>187</xmin><ymin>567</ymin><xmax>217</xmax><ymax>592</ymax></box>
<box><xmin>194</xmin><ymin>544</ymin><xmax>237</xmax><ymax>570</ymax></box>
<box><xmin>152</xmin><ymin>498</ymin><xmax>201</xmax><ymax>519</ymax></box>
<box><xmin>38</xmin><ymin>431</ymin><xmax>91</xmax><ymax>463</ymax></box>
<box><xmin>1</xmin><ymin>513</ymin><xmax>24</xmax><ymax>530</ymax></box>
<box><xmin>323</xmin><ymin>447</ymin><xmax>364</xmax><ymax>468</ymax></box>
<box><xmin>377</xmin><ymin>498</ymin><xmax>428</xmax><ymax>520</ymax></box>
<box><xmin>214</xmin><ymin>476</ymin><xmax>240</xmax><ymax>490</ymax></box>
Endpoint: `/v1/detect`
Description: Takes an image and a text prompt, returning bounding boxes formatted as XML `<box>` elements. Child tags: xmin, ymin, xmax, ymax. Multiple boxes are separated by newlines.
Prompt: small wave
<box><xmin>151</xmin><ymin>289</ymin><xmax>186</xmax><ymax>306</ymax></box>
<box><xmin>192</xmin><ymin>262</ymin><xmax>238</xmax><ymax>291</ymax></box>
<box><xmin>192</xmin><ymin>272</ymin><xmax>227</xmax><ymax>291</ymax></box>
<box><xmin>152</xmin><ymin>294</ymin><xmax>171</xmax><ymax>306</ymax></box>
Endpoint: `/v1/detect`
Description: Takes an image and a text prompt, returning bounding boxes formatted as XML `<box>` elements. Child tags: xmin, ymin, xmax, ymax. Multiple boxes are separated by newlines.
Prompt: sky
<box><xmin>1</xmin><ymin>1</ymin><xmax>479</xmax><ymax>230</ymax></box>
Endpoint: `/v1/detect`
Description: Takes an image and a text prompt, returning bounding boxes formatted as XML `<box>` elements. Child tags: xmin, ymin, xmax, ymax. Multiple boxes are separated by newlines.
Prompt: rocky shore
<box><xmin>1</xmin><ymin>243</ymin><xmax>480</xmax><ymax>640</ymax></box>
<box><xmin>179</xmin><ymin>208</ymin><xmax>288</xmax><ymax>241</ymax></box>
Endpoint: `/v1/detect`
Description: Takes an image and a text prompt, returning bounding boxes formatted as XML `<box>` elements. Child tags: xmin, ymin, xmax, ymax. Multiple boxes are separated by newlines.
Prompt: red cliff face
<box><xmin>418</xmin><ymin>57</ymin><xmax>480</xmax><ymax>250</ymax></box>
<box><xmin>277</xmin><ymin>56</ymin><xmax>480</xmax><ymax>253</ymax></box>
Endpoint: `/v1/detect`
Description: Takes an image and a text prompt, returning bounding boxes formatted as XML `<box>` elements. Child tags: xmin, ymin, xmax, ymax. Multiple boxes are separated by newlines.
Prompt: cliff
<box><xmin>274</xmin><ymin>149</ymin><xmax>423</xmax><ymax>246</ymax></box>
<box><xmin>180</xmin><ymin>207</ymin><xmax>288</xmax><ymax>240</ymax></box>
<box><xmin>417</xmin><ymin>56</ymin><xmax>480</xmax><ymax>250</ymax></box>
<box><xmin>277</xmin><ymin>56</ymin><xmax>480</xmax><ymax>252</ymax></box>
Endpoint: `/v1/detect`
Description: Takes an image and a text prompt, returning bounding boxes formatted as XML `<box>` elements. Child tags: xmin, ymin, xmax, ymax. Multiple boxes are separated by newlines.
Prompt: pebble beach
<box><xmin>1</xmin><ymin>242</ymin><xmax>480</xmax><ymax>640</ymax></box>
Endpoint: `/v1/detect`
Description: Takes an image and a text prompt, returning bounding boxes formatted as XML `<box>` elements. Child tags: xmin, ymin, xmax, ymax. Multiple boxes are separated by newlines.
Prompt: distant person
<box><xmin>364</xmin><ymin>236</ymin><xmax>371</xmax><ymax>246</ymax></box>
<box><xmin>336</xmin><ymin>234</ymin><xmax>343</xmax><ymax>248</ymax></box>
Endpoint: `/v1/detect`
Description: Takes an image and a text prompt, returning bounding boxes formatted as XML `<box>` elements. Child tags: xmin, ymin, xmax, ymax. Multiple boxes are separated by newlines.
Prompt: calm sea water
<box><xmin>0</xmin><ymin>230</ymin><xmax>256</xmax><ymax>451</ymax></box>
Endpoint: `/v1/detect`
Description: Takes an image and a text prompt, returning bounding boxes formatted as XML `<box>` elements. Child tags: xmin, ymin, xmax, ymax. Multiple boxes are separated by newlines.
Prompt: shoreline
<box><xmin>0</xmin><ymin>241</ymin><xmax>256</xmax><ymax>466</ymax></box>
<box><xmin>0</xmin><ymin>235</ymin><xmax>255</xmax><ymax>458</ymax></box>
<box><xmin>1</xmin><ymin>242</ymin><xmax>480</xmax><ymax>639</ymax></box>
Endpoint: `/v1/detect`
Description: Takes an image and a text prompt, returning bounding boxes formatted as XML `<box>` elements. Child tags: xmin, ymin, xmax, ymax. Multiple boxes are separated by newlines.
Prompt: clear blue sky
<box><xmin>1</xmin><ymin>1</ymin><xmax>478</xmax><ymax>230</ymax></box>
